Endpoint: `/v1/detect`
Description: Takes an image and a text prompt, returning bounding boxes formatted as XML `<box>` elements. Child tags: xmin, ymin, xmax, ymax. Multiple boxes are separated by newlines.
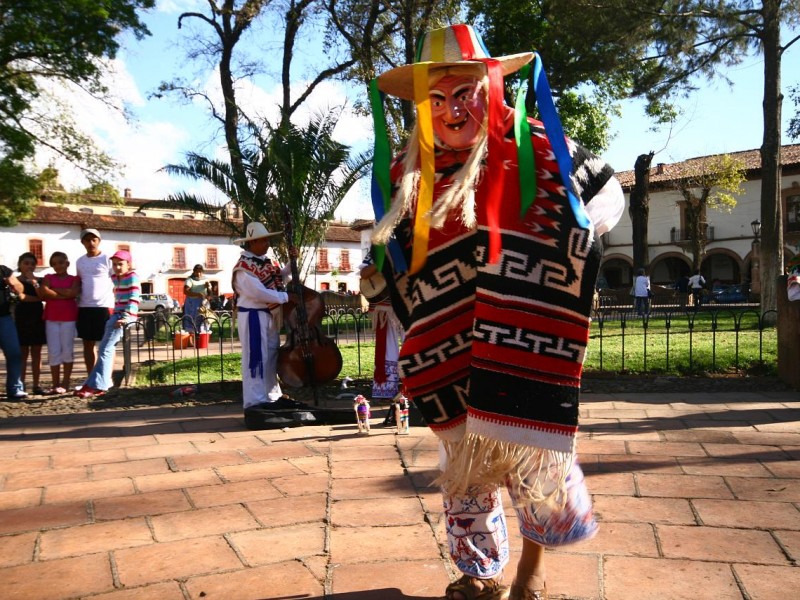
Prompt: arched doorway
<box><xmin>599</xmin><ymin>256</ymin><xmax>633</xmax><ymax>289</ymax></box>
<box><xmin>701</xmin><ymin>251</ymin><xmax>742</xmax><ymax>286</ymax></box>
<box><xmin>650</xmin><ymin>254</ymin><xmax>691</xmax><ymax>286</ymax></box>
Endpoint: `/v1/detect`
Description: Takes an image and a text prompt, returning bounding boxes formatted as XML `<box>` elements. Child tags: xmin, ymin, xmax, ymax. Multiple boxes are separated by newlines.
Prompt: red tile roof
<box><xmin>325</xmin><ymin>224</ymin><xmax>361</xmax><ymax>242</ymax></box>
<box><xmin>22</xmin><ymin>205</ymin><xmax>361</xmax><ymax>243</ymax></box>
<box><xmin>614</xmin><ymin>144</ymin><xmax>800</xmax><ymax>190</ymax></box>
<box><xmin>24</xmin><ymin>205</ymin><xmax>237</xmax><ymax>238</ymax></box>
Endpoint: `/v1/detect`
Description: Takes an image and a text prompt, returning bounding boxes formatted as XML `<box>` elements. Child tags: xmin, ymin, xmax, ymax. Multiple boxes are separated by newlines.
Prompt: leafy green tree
<box><xmin>469</xmin><ymin>1</ymin><xmax>798</xmax><ymax>310</ymax></box>
<box><xmin>790</xmin><ymin>84</ymin><xmax>800</xmax><ymax>140</ymax></box>
<box><xmin>545</xmin><ymin>0</ymin><xmax>797</xmax><ymax>312</ymax></box>
<box><xmin>159</xmin><ymin>1</ymin><xmax>453</xmax><ymax>182</ymax></box>
<box><xmin>671</xmin><ymin>154</ymin><xmax>746</xmax><ymax>272</ymax></box>
<box><xmin>0</xmin><ymin>0</ymin><xmax>155</xmax><ymax>225</ymax></box>
<box><xmin>0</xmin><ymin>160</ymin><xmax>38</xmax><ymax>226</ymax></box>
<box><xmin>465</xmin><ymin>0</ymin><xmax>664</xmax><ymax>152</ymax></box>
<box><xmin>157</xmin><ymin>0</ymin><xmax>455</xmax><ymax>264</ymax></box>
<box><xmin>324</xmin><ymin>0</ymin><xmax>461</xmax><ymax>142</ymax></box>
<box><xmin>79</xmin><ymin>182</ymin><xmax>124</xmax><ymax>205</ymax></box>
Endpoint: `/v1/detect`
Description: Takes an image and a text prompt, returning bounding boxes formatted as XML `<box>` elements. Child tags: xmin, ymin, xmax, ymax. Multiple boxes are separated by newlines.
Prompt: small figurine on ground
<box><xmin>393</xmin><ymin>393</ymin><xmax>410</xmax><ymax>435</ymax></box>
<box><xmin>354</xmin><ymin>394</ymin><xmax>371</xmax><ymax>435</ymax></box>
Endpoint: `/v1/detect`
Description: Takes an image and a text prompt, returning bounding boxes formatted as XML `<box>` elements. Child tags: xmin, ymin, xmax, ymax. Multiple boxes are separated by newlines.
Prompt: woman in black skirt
<box><xmin>15</xmin><ymin>252</ymin><xmax>46</xmax><ymax>394</ymax></box>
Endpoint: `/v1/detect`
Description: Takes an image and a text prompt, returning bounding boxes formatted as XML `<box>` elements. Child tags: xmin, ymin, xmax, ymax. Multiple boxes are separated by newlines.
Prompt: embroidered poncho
<box><xmin>383</xmin><ymin>121</ymin><xmax>614</xmax><ymax>503</ymax></box>
<box><xmin>232</xmin><ymin>254</ymin><xmax>284</xmax><ymax>301</ymax></box>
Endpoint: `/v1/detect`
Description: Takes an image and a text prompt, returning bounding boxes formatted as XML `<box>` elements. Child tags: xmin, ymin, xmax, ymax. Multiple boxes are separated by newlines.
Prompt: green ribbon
<box><xmin>369</xmin><ymin>79</ymin><xmax>392</xmax><ymax>271</ymax></box>
<box><xmin>514</xmin><ymin>63</ymin><xmax>537</xmax><ymax>218</ymax></box>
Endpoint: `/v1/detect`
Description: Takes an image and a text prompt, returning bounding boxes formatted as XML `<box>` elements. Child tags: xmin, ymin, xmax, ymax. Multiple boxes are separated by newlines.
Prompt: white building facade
<box><xmin>602</xmin><ymin>144</ymin><xmax>800</xmax><ymax>292</ymax></box>
<box><xmin>1</xmin><ymin>191</ymin><xmax>368</xmax><ymax>304</ymax></box>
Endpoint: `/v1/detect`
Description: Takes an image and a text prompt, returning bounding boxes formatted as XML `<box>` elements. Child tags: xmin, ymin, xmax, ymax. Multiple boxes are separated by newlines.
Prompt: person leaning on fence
<box><xmin>75</xmin><ymin>250</ymin><xmax>140</xmax><ymax>399</ymax></box>
<box><xmin>368</xmin><ymin>24</ymin><xmax>624</xmax><ymax>600</ymax></box>
<box><xmin>688</xmin><ymin>269</ymin><xmax>706</xmax><ymax>308</ymax></box>
<box><xmin>231</xmin><ymin>222</ymin><xmax>312</xmax><ymax>430</ymax></box>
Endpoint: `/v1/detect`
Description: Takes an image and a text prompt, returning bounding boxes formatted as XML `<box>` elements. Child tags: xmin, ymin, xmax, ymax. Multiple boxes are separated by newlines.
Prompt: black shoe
<box><xmin>6</xmin><ymin>391</ymin><xmax>28</xmax><ymax>401</ymax></box>
<box><xmin>243</xmin><ymin>403</ymin><xmax>317</xmax><ymax>430</ymax></box>
<box><xmin>269</xmin><ymin>396</ymin><xmax>313</xmax><ymax>411</ymax></box>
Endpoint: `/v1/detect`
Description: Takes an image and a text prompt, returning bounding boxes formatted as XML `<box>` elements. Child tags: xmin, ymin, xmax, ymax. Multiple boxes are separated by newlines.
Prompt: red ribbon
<box><xmin>479</xmin><ymin>59</ymin><xmax>506</xmax><ymax>264</ymax></box>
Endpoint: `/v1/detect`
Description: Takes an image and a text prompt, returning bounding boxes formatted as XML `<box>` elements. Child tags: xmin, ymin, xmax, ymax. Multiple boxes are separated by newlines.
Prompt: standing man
<box><xmin>75</xmin><ymin>229</ymin><xmax>113</xmax><ymax>374</ymax></box>
<box><xmin>370</xmin><ymin>24</ymin><xmax>624</xmax><ymax>600</ymax></box>
<box><xmin>232</xmin><ymin>222</ymin><xmax>308</xmax><ymax>429</ymax></box>
<box><xmin>688</xmin><ymin>269</ymin><xmax>706</xmax><ymax>308</ymax></box>
<box><xmin>1</xmin><ymin>263</ymin><xmax>26</xmax><ymax>399</ymax></box>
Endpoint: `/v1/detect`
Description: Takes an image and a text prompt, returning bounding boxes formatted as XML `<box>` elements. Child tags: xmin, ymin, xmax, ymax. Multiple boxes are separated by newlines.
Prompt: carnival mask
<box><xmin>429</xmin><ymin>74</ymin><xmax>486</xmax><ymax>150</ymax></box>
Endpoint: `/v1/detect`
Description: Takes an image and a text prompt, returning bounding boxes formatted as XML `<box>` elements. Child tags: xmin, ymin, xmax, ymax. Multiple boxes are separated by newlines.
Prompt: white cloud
<box><xmin>154</xmin><ymin>0</ymin><xmax>205</xmax><ymax>14</ymax></box>
<box><xmin>30</xmin><ymin>10</ymin><xmax>376</xmax><ymax>221</ymax></box>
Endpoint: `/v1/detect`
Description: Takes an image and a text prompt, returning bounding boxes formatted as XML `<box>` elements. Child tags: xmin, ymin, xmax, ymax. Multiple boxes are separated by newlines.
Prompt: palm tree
<box><xmin>258</xmin><ymin>110</ymin><xmax>371</xmax><ymax>274</ymax></box>
<box><xmin>154</xmin><ymin>107</ymin><xmax>371</xmax><ymax>277</ymax></box>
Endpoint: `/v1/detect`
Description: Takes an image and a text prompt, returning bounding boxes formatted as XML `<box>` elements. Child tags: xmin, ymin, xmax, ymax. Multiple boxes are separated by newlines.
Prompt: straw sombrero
<box><xmin>233</xmin><ymin>222</ymin><xmax>282</xmax><ymax>244</ymax></box>
<box><xmin>377</xmin><ymin>24</ymin><xmax>533</xmax><ymax>100</ymax></box>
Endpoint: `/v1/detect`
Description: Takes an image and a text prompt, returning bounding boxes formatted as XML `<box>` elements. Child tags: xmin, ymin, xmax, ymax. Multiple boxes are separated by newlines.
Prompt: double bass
<box><xmin>276</xmin><ymin>210</ymin><xmax>343</xmax><ymax>394</ymax></box>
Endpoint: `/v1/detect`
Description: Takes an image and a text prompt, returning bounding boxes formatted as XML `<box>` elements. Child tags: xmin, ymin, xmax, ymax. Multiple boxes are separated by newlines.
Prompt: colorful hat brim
<box><xmin>377</xmin><ymin>52</ymin><xmax>534</xmax><ymax>100</ymax></box>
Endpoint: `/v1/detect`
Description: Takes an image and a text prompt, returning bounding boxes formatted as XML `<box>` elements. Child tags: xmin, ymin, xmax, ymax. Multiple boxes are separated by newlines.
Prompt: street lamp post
<box><xmin>751</xmin><ymin>219</ymin><xmax>762</xmax><ymax>297</ymax></box>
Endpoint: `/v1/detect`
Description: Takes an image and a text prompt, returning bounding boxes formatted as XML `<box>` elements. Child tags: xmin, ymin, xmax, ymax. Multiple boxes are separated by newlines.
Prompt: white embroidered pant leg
<box><xmin>443</xmin><ymin>484</ymin><xmax>510</xmax><ymax>579</ymax></box>
<box><xmin>238</xmin><ymin>311</ymin><xmax>282</xmax><ymax>409</ymax></box>
<box><xmin>508</xmin><ymin>460</ymin><xmax>598</xmax><ymax>547</ymax></box>
<box><xmin>440</xmin><ymin>448</ymin><xmax>598</xmax><ymax>578</ymax></box>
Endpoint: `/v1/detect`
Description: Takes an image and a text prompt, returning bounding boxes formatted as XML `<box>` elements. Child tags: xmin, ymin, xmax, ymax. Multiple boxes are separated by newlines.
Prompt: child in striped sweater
<box><xmin>75</xmin><ymin>250</ymin><xmax>140</xmax><ymax>398</ymax></box>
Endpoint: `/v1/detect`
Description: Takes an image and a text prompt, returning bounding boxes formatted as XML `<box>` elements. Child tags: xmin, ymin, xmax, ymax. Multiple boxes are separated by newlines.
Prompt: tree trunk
<box><xmin>629</xmin><ymin>152</ymin><xmax>654</xmax><ymax>270</ymax></box>
<box><xmin>218</xmin><ymin>17</ymin><xmax>252</xmax><ymax>212</ymax></box>
<box><xmin>759</xmin><ymin>0</ymin><xmax>784</xmax><ymax>314</ymax></box>
<box><xmin>683</xmin><ymin>197</ymin><xmax>706</xmax><ymax>272</ymax></box>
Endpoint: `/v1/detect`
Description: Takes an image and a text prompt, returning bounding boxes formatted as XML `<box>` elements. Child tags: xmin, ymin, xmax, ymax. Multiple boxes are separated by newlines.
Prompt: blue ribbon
<box><xmin>237</xmin><ymin>307</ymin><xmax>269</xmax><ymax>379</ymax></box>
<box><xmin>532</xmin><ymin>54</ymin><xmax>591</xmax><ymax>229</ymax></box>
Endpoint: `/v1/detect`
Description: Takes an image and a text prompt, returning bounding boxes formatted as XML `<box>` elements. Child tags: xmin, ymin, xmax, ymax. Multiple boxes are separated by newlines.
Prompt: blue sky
<box><xmin>43</xmin><ymin>2</ymin><xmax>800</xmax><ymax>221</ymax></box>
<box><xmin>603</xmin><ymin>48</ymin><xmax>800</xmax><ymax>173</ymax></box>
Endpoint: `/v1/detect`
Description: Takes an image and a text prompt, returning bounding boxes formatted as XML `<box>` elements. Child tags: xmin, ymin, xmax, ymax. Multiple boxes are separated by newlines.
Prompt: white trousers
<box><xmin>45</xmin><ymin>321</ymin><xmax>76</xmax><ymax>366</ymax></box>
<box><xmin>237</xmin><ymin>310</ymin><xmax>282</xmax><ymax>408</ymax></box>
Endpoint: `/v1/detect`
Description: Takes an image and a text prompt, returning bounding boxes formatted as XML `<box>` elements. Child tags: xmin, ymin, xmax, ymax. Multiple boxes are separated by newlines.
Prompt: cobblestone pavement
<box><xmin>0</xmin><ymin>382</ymin><xmax>799</xmax><ymax>599</ymax></box>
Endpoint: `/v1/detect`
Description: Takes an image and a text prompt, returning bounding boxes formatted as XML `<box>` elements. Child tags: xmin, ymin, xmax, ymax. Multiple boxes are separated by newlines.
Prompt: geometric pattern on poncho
<box><xmin>383</xmin><ymin>121</ymin><xmax>613</xmax><ymax>451</ymax></box>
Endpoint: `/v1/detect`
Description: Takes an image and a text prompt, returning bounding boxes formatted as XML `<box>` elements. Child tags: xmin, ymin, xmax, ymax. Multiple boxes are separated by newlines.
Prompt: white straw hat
<box><xmin>233</xmin><ymin>222</ymin><xmax>282</xmax><ymax>244</ymax></box>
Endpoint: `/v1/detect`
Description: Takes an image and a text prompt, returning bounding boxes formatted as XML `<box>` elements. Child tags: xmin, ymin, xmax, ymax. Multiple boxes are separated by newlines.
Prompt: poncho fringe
<box><xmin>437</xmin><ymin>433</ymin><xmax>574</xmax><ymax>510</ymax></box>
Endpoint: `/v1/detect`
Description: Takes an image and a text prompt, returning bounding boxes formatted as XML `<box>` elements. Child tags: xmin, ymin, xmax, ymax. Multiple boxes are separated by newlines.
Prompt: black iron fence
<box><xmin>122</xmin><ymin>306</ymin><xmax>377</xmax><ymax>388</ymax></box>
<box><xmin>589</xmin><ymin>304</ymin><xmax>776</xmax><ymax>374</ymax></box>
<box><xmin>120</xmin><ymin>300</ymin><xmax>778</xmax><ymax>388</ymax></box>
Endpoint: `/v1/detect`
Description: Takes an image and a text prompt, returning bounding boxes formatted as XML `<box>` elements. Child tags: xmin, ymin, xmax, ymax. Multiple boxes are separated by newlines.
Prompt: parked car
<box><xmin>139</xmin><ymin>293</ymin><xmax>177</xmax><ymax>312</ymax></box>
<box><xmin>711</xmin><ymin>284</ymin><xmax>751</xmax><ymax>304</ymax></box>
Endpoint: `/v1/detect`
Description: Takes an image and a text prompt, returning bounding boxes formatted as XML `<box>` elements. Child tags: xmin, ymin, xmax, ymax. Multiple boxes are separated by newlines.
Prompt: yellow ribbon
<box><xmin>410</xmin><ymin>62</ymin><xmax>434</xmax><ymax>275</ymax></box>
